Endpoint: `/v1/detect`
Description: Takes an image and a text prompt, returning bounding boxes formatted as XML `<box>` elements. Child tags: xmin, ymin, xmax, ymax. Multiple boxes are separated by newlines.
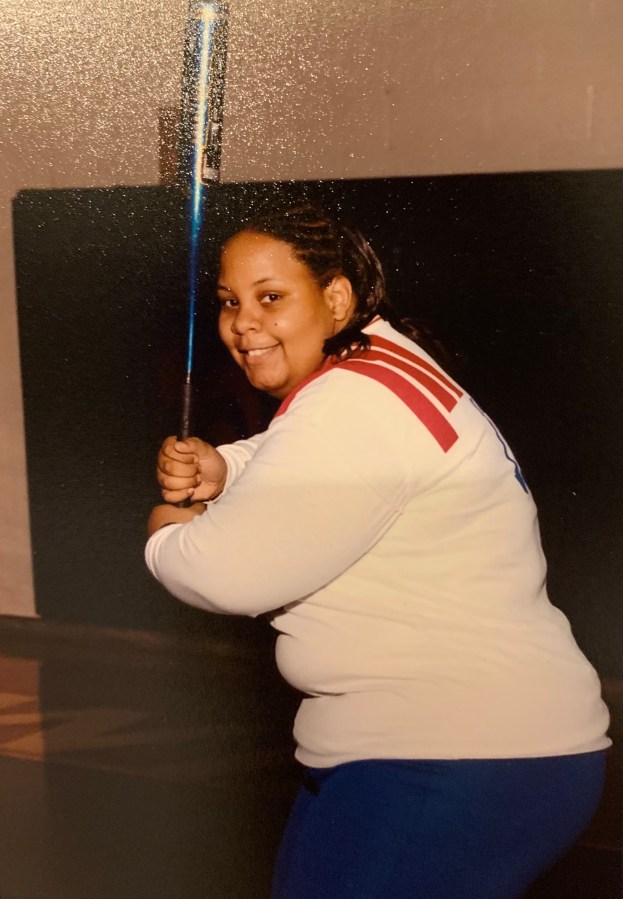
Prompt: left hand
<box><xmin>147</xmin><ymin>502</ymin><xmax>206</xmax><ymax>538</ymax></box>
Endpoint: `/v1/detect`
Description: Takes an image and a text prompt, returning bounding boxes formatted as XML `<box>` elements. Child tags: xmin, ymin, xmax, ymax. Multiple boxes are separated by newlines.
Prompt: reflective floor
<box><xmin>0</xmin><ymin>617</ymin><xmax>620</xmax><ymax>899</ymax></box>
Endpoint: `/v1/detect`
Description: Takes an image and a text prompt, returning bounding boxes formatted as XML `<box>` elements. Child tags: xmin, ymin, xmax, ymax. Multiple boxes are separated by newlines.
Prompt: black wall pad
<box><xmin>13</xmin><ymin>173</ymin><xmax>623</xmax><ymax>672</ymax></box>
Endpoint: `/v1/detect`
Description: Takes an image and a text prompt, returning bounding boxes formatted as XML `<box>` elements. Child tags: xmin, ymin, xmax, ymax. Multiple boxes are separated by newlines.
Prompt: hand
<box><xmin>147</xmin><ymin>501</ymin><xmax>206</xmax><ymax>538</ymax></box>
<box><xmin>157</xmin><ymin>436</ymin><xmax>228</xmax><ymax>504</ymax></box>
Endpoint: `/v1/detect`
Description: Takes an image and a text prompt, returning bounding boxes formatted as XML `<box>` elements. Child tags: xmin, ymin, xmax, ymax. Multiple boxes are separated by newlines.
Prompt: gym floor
<box><xmin>0</xmin><ymin>616</ymin><xmax>620</xmax><ymax>899</ymax></box>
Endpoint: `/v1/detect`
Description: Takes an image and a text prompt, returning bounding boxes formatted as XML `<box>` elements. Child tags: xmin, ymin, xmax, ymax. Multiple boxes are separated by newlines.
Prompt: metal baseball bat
<box><xmin>178</xmin><ymin>0</ymin><xmax>229</xmax><ymax>443</ymax></box>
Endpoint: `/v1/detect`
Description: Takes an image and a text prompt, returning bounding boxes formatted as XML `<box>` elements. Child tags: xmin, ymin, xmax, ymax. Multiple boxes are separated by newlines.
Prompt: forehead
<box><xmin>219</xmin><ymin>231</ymin><xmax>304</xmax><ymax>279</ymax></box>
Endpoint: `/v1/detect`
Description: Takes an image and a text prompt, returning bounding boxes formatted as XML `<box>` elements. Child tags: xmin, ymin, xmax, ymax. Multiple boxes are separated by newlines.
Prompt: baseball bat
<box><xmin>178</xmin><ymin>0</ymin><xmax>229</xmax><ymax>442</ymax></box>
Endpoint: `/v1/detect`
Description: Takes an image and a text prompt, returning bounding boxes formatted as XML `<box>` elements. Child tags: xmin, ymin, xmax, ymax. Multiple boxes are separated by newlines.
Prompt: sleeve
<box><xmin>145</xmin><ymin>372</ymin><xmax>412</xmax><ymax>616</ymax></box>
<box><xmin>216</xmin><ymin>432</ymin><xmax>265</xmax><ymax>493</ymax></box>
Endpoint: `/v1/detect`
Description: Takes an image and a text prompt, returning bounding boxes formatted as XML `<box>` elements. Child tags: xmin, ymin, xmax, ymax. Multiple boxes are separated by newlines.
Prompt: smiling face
<box><xmin>217</xmin><ymin>231</ymin><xmax>354</xmax><ymax>399</ymax></box>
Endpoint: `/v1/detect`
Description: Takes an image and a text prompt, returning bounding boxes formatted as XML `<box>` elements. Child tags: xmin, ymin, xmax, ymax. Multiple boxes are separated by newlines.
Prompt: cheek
<box><xmin>217</xmin><ymin>316</ymin><xmax>231</xmax><ymax>346</ymax></box>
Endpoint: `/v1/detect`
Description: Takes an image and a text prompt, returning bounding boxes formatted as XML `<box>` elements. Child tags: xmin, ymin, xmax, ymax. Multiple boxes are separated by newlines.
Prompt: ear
<box><xmin>323</xmin><ymin>276</ymin><xmax>355</xmax><ymax>324</ymax></box>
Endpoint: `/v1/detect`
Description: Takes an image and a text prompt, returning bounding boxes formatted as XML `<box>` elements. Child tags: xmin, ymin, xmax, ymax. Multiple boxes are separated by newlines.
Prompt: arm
<box><xmin>145</xmin><ymin>374</ymin><xmax>410</xmax><ymax>616</ymax></box>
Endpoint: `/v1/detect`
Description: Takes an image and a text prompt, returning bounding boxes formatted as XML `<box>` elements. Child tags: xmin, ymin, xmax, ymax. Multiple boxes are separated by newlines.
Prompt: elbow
<box><xmin>147</xmin><ymin>566</ymin><xmax>268</xmax><ymax>617</ymax></box>
<box><xmin>145</xmin><ymin>542</ymin><xmax>279</xmax><ymax>618</ymax></box>
<box><xmin>172</xmin><ymin>586</ymin><xmax>260</xmax><ymax>617</ymax></box>
<box><xmin>173</xmin><ymin>575</ymin><xmax>282</xmax><ymax>617</ymax></box>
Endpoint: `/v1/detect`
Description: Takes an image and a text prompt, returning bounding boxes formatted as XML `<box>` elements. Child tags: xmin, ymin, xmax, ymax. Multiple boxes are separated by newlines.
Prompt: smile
<box><xmin>241</xmin><ymin>345</ymin><xmax>279</xmax><ymax>358</ymax></box>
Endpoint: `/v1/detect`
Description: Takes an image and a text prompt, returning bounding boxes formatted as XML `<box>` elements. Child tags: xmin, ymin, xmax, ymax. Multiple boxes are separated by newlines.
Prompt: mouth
<box><xmin>239</xmin><ymin>344</ymin><xmax>279</xmax><ymax>359</ymax></box>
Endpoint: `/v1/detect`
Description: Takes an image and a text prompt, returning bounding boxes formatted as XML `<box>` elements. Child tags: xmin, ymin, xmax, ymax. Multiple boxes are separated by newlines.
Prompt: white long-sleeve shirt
<box><xmin>146</xmin><ymin>319</ymin><xmax>611</xmax><ymax>767</ymax></box>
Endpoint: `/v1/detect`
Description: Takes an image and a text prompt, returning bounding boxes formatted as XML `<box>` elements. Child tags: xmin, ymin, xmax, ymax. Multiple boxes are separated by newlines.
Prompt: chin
<box><xmin>260</xmin><ymin>381</ymin><xmax>289</xmax><ymax>399</ymax></box>
<box><xmin>247</xmin><ymin>376</ymin><xmax>286</xmax><ymax>398</ymax></box>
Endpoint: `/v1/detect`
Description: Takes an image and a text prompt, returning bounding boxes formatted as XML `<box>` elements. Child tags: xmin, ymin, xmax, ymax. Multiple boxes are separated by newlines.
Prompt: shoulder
<box><xmin>272</xmin><ymin>365</ymin><xmax>395</xmax><ymax>443</ymax></box>
<box><xmin>264</xmin><ymin>362</ymin><xmax>447</xmax><ymax>502</ymax></box>
<box><xmin>254</xmin><ymin>363</ymin><xmax>411</xmax><ymax>495</ymax></box>
<box><xmin>274</xmin><ymin>321</ymin><xmax>468</xmax><ymax>456</ymax></box>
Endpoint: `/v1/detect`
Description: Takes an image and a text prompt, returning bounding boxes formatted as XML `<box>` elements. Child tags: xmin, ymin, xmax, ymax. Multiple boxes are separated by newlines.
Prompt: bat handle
<box><xmin>179</xmin><ymin>373</ymin><xmax>192</xmax><ymax>442</ymax></box>
<box><xmin>177</xmin><ymin>374</ymin><xmax>193</xmax><ymax>508</ymax></box>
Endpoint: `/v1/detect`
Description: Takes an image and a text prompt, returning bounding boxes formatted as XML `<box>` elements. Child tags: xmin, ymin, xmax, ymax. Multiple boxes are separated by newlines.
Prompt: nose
<box><xmin>230</xmin><ymin>301</ymin><xmax>260</xmax><ymax>335</ymax></box>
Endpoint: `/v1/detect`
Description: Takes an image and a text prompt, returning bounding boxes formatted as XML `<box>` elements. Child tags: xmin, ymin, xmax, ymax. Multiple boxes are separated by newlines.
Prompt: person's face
<box><xmin>217</xmin><ymin>231</ymin><xmax>353</xmax><ymax>399</ymax></box>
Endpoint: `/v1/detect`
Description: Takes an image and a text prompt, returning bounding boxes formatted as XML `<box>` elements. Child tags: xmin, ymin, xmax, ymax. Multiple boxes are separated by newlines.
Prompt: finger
<box><xmin>157</xmin><ymin>470</ymin><xmax>201</xmax><ymax>491</ymax></box>
<box><xmin>162</xmin><ymin>447</ymin><xmax>200</xmax><ymax>466</ymax></box>
<box><xmin>180</xmin><ymin>437</ymin><xmax>214</xmax><ymax>459</ymax></box>
<box><xmin>173</xmin><ymin>437</ymin><xmax>204</xmax><ymax>455</ymax></box>
<box><xmin>161</xmin><ymin>486</ymin><xmax>196</xmax><ymax>504</ymax></box>
<box><xmin>157</xmin><ymin>455</ymin><xmax>199</xmax><ymax>478</ymax></box>
<box><xmin>160</xmin><ymin>437</ymin><xmax>200</xmax><ymax>464</ymax></box>
<box><xmin>160</xmin><ymin>436</ymin><xmax>180</xmax><ymax>458</ymax></box>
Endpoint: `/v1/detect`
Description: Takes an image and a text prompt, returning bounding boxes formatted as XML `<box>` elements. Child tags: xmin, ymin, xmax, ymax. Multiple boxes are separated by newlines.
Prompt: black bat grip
<box><xmin>177</xmin><ymin>375</ymin><xmax>193</xmax><ymax>508</ymax></box>
<box><xmin>179</xmin><ymin>373</ymin><xmax>192</xmax><ymax>443</ymax></box>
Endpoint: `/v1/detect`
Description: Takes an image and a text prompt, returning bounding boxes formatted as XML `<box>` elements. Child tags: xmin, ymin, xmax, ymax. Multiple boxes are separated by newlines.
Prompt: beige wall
<box><xmin>2</xmin><ymin>0</ymin><xmax>622</xmax><ymax>617</ymax></box>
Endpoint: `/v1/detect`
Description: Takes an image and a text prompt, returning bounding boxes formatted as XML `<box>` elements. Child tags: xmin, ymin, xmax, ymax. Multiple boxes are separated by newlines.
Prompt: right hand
<box><xmin>157</xmin><ymin>436</ymin><xmax>228</xmax><ymax>504</ymax></box>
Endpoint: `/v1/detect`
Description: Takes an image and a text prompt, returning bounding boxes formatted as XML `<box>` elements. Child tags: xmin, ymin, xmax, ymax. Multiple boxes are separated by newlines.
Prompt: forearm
<box><xmin>145</xmin><ymin>472</ymin><xmax>399</xmax><ymax>617</ymax></box>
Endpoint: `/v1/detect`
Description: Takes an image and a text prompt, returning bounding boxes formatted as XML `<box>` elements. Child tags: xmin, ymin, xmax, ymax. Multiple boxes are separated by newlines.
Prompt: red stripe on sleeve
<box><xmin>370</xmin><ymin>335</ymin><xmax>463</xmax><ymax>398</ymax></box>
<box><xmin>339</xmin><ymin>360</ymin><xmax>459</xmax><ymax>451</ymax></box>
<box><xmin>274</xmin><ymin>333</ymin><xmax>462</xmax><ymax>449</ymax></box>
<box><xmin>274</xmin><ymin>360</ymin><xmax>333</xmax><ymax>418</ymax></box>
<box><xmin>361</xmin><ymin>349</ymin><xmax>458</xmax><ymax>412</ymax></box>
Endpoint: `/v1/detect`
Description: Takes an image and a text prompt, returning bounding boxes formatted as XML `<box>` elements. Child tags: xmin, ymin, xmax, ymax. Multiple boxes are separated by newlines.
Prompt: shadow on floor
<box><xmin>0</xmin><ymin>617</ymin><xmax>620</xmax><ymax>899</ymax></box>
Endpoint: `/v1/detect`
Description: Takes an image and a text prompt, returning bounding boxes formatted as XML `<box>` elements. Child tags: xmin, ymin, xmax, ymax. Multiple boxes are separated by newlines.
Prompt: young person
<box><xmin>146</xmin><ymin>206</ymin><xmax>610</xmax><ymax>899</ymax></box>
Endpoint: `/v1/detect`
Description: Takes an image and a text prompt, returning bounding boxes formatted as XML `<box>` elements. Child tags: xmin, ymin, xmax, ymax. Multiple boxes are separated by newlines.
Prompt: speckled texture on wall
<box><xmin>3</xmin><ymin>0</ymin><xmax>623</xmax><ymax>195</ymax></box>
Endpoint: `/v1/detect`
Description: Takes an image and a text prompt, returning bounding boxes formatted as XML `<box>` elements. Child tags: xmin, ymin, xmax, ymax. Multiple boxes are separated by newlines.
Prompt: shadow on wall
<box><xmin>13</xmin><ymin>172</ymin><xmax>623</xmax><ymax>675</ymax></box>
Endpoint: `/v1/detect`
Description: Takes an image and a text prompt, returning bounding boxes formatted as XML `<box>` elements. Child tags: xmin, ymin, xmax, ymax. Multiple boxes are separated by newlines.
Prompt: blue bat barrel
<box><xmin>177</xmin><ymin>1</ymin><xmax>229</xmax><ymax>442</ymax></box>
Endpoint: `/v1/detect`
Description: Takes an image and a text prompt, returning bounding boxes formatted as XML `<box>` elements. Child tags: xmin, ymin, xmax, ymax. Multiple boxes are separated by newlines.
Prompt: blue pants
<box><xmin>272</xmin><ymin>752</ymin><xmax>606</xmax><ymax>899</ymax></box>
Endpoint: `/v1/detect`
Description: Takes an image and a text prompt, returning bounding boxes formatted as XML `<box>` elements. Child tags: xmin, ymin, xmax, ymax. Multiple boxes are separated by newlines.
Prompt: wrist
<box><xmin>214</xmin><ymin>450</ymin><xmax>229</xmax><ymax>497</ymax></box>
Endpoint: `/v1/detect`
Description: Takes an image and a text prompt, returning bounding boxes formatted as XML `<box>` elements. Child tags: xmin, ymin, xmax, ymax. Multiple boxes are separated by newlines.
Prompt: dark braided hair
<box><xmin>235</xmin><ymin>204</ymin><xmax>444</xmax><ymax>363</ymax></box>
